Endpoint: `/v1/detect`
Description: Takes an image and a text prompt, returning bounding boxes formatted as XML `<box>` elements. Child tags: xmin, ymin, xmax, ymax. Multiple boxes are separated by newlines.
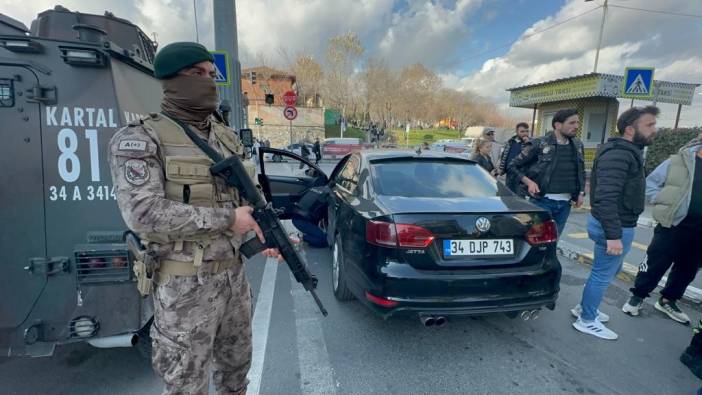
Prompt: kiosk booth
<box><xmin>507</xmin><ymin>72</ymin><xmax>698</xmax><ymax>169</ymax></box>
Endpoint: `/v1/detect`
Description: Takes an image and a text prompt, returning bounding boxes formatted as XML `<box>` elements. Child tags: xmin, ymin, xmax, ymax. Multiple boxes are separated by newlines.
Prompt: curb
<box><xmin>557</xmin><ymin>240</ymin><xmax>702</xmax><ymax>304</ymax></box>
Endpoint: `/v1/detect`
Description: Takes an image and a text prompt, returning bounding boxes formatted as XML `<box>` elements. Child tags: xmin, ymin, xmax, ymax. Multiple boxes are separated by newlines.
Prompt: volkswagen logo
<box><xmin>475</xmin><ymin>217</ymin><xmax>491</xmax><ymax>233</ymax></box>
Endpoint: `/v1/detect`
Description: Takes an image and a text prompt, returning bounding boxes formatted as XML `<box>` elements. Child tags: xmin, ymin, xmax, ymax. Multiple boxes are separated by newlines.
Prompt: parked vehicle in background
<box><xmin>264</xmin><ymin>142</ymin><xmax>314</xmax><ymax>162</ymax></box>
<box><xmin>429</xmin><ymin>139</ymin><xmax>456</xmax><ymax>152</ymax></box>
<box><xmin>323</xmin><ymin>137</ymin><xmax>370</xmax><ymax>159</ymax></box>
<box><xmin>442</xmin><ymin>140</ymin><xmax>471</xmax><ymax>156</ymax></box>
<box><xmin>461</xmin><ymin>137</ymin><xmax>476</xmax><ymax>148</ymax></box>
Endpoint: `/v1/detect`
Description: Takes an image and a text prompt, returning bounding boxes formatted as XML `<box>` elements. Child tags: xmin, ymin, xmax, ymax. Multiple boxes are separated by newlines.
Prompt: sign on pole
<box><xmin>283</xmin><ymin>106</ymin><xmax>298</xmax><ymax>121</ymax></box>
<box><xmin>210</xmin><ymin>51</ymin><xmax>231</xmax><ymax>86</ymax></box>
<box><xmin>622</xmin><ymin>67</ymin><xmax>654</xmax><ymax>99</ymax></box>
<box><xmin>283</xmin><ymin>91</ymin><xmax>298</xmax><ymax>106</ymax></box>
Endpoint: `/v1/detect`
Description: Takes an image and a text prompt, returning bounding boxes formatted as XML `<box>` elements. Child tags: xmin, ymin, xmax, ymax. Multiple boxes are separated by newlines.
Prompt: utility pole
<box><xmin>213</xmin><ymin>0</ymin><xmax>244</xmax><ymax>130</ymax></box>
<box><xmin>592</xmin><ymin>0</ymin><xmax>608</xmax><ymax>73</ymax></box>
<box><xmin>193</xmin><ymin>0</ymin><xmax>200</xmax><ymax>43</ymax></box>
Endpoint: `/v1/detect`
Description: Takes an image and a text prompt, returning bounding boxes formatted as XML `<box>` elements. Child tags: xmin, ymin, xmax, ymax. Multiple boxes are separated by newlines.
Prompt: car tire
<box><xmin>332</xmin><ymin>233</ymin><xmax>354</xmax><ymax>301</ymax></box>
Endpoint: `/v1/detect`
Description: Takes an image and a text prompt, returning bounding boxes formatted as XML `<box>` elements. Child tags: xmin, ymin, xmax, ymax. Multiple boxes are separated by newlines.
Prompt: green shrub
<box><xmin>645</xmin><ymin>127</ymin><xmax>701</xmax><ymax>174</ymax></box>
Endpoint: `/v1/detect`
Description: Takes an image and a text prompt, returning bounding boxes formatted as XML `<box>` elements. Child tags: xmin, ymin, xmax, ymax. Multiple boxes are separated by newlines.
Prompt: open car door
<box><xmin>258</xmin><ymin>147</ymin><xmax>328</xmax><ymax>220</ymax></box>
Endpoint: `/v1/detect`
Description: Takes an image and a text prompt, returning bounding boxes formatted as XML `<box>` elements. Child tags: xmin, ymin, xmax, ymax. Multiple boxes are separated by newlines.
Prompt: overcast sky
<box><xmin>3</xmin><ymin>0</ymin><xmax>701</xmax><ymax>127</ymax></box>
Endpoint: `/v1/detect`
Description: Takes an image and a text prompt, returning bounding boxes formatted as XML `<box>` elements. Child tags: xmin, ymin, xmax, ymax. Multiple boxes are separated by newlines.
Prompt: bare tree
<box><xmin>323</xmin><ymin>32</ymin><xmax>364</xmax><ymax>117</ymax></box>
<box><xmin>291</xmin><ymin>55</ymin><xmax>324</xmax><ymax>107</ymax></box>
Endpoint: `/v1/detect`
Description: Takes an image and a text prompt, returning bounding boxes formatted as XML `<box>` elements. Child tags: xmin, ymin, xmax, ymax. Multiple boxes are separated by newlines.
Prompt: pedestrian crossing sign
<box><xmin>622</xmin><ymin>67</ymin><xmax>654</xmax><ymax>99</ymax></box>
<box><xmin>210</xmin><ymin>51</ymin><xmax>231</xmax><ymax>86</ymax></box>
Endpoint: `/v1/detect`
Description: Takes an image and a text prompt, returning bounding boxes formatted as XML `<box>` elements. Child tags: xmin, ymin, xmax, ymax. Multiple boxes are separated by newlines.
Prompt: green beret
<box><xmin>153</xmin><ymin>42</ymin><xmax>214</xmax><ymax>79</ymax></box>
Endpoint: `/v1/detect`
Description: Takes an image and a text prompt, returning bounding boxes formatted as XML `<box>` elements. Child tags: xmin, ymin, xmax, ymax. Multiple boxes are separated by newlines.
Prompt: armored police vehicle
<box><xmin>0</xmin><ymin>6</ymin><xmax>162</xmax><ymax>357</ymax></box>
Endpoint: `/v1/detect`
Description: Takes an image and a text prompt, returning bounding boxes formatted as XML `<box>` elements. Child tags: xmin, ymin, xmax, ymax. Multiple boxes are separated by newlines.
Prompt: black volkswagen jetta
<box><xmin>258</xmin><ymin>148</ymin><xmax>561</xmax><ymax>323</ymax></box>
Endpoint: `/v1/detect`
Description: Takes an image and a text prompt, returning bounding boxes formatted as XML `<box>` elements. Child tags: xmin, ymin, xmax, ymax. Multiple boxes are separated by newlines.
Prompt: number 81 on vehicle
<box><xmin>443</xmin><ymin>239</ymin><xmax>514</xmax><ymax>257</ymax></box>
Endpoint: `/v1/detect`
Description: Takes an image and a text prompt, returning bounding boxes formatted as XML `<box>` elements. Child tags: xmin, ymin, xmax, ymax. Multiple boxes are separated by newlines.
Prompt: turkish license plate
<box><xmin>443</xmin><ymin>239</ymin><xmax>514</xmax><ymax>257</ymax></box>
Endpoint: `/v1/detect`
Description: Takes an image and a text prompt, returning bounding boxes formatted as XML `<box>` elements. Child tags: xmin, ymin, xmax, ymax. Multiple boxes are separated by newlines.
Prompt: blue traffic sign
<box><xmin>210</xmin><ymin>51</ymin><xmax>231</xmax><ymax>86</ymax></box>
<box><xmin>622</xmin><ymin>67</ymin><xmax>654</xmax><ymax>98</ymax></box>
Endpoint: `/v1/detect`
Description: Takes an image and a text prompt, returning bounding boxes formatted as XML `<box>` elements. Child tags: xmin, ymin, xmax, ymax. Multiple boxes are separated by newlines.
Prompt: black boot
<box><xmin>681</xmin><ymin>322</ymin><xmax>702</xmax><ymax>380</ymax></box>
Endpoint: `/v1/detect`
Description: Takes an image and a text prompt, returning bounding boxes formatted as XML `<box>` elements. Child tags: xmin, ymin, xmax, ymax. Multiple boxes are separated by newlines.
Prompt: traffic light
<box><xmin>250</xmin><ymin>71</ymin><xmax>257</xmax><ymax>85</ymax></box>
<box><xmin>254</xmin><ymin>117</ymin><xmax>263</xmax><ymax>126</ymax></box>
<box><xmin>265</xmin><ymin>94</ymin><xmax>274</xmax><ymax>105</ymax></box>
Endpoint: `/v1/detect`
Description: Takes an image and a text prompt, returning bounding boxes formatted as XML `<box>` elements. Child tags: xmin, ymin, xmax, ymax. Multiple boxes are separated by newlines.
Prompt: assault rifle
<box><xmin>166</xmin><ymin>114</ymin><xmax>328</xmax><ymax>316</ymax></box>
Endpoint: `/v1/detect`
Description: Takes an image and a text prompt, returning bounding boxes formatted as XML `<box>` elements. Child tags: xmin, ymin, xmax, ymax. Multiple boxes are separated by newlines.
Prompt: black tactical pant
<box><xmin>631</xmin><ymin>224</ymin><xmax>702</xmax><ymax>301</ymax></box>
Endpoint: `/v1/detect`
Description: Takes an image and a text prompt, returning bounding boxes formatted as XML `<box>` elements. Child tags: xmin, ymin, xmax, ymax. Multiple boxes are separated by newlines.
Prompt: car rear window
<box><xmin>370</xmin><ymin>160</ymin><xmax>503</xmax><ymax>198</ymax></box>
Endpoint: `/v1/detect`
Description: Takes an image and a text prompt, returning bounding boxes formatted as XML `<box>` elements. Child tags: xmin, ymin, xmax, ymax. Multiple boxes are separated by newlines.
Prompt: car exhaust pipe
<box><xmin>530</xmin><ymin>309</ymin><xmax>540</xmax><ymax>320</ymax></box>
<box><xmin>520</xmin><ymin>310</ymin><xmax>530</xmax><ymax>321</ymax></box>
<box><xmin>420</xmin><ymin>315</ymin><xmax>436</xmax><ymax>327</ymax></box>
<box><xmin>434</xmin><ymin>316</ymin><xmax>447</xmax><ymax>327</ymax></box>
<box><xmin>87</xmin><ymin>333</ymin><xmax>138</xmax><ymax>349</ymax></box>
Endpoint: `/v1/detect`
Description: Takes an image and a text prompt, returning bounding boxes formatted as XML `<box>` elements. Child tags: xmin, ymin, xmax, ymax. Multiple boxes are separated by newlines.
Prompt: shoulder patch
<box><xmin>124</xmin><ymin>159</ymin><xmax>150</xmax><ymax>186</ymax></box>
<box><xmin>118</xmin><ymin>139</ymin><xmax>147</xmax><ymax>152</ymax></box>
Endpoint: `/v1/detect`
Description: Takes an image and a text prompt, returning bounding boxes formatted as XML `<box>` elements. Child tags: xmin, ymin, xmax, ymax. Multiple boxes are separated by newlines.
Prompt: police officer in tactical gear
<box><xmin>108</xmin><ymin>42</ymin><xmax>279</xmax><ymax>395</ymax></box>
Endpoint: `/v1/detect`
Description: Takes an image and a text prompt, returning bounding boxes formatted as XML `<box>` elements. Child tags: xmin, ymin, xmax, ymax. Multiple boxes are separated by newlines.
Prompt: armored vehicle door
<box><xmin>0</xmin><ymin>65</ymin><xmax>50</xmax><ymax>352</ymax></box>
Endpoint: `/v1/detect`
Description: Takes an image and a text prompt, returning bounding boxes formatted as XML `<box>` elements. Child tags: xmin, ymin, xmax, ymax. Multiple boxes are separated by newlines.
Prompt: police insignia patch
<box><xmin>124</xmin><ymin>159</ymin><xmax>150</xmax><ymax>185</ymax></box>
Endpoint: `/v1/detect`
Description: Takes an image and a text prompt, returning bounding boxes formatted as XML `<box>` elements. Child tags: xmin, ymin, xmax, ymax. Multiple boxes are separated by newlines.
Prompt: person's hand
<box><xmin>523</xmin><ymin>177</ymin><xmax>540</xmax><ymax>196</ymax></box>
<box><xmin>606</xmin><ymin>239</ymin><xmax>623</xmax><ymax>256</ymax></box>
<box><xmin>262</xmin><ymin>247</ymin><xmax>283</xmax><ymax>262</ymax></box>
<box><xmin>230</xmin><ymin>206</ymin><xmax>264</xmax><ymax>239</ymax></box>
<box><xmin>229</xmin><ymin>207</ymin><xmax>284</xmax><ymax>262</ymax></box>
<box><xmin>573</xmin><ymin>194</ymin><xmax>584</xmax><ymax>208</ymax></box>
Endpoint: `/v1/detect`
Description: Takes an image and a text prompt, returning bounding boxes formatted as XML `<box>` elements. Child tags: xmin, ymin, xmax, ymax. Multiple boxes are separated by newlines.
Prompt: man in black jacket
<box><xmin>508</xmin><ymin>109</ymin><xmax>585</xmax><ymax>237</ymax></box>
<box><xmin>498</xmin><ymin>122</ymin><xmax>530</xmax><ymax>193</ymax></box>
<box><xmin>571</xmin><ymin>106</ymin><xmax>659</xmax><ymax>340</ymax></box>
<box><xmin>313</xmin><ymin>137</ymin><xmax>322</xmax><ymax>165</ymax></box>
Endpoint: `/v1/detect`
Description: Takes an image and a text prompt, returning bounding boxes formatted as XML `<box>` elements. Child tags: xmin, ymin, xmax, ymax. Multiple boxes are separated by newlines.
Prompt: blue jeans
<box><xmin>292</xmin><ymin>218</ymin><xmax>328</xmax><ymax>248</ymax></box>
<box><xmin>529</xmin><ymin>197</ymin><xmax>572</xmax><ymax>238</ymax></box>
<box><xmin>579</xmin><ymin>215</ymin><xmax>635</xmax><ymax>321</ymax></box>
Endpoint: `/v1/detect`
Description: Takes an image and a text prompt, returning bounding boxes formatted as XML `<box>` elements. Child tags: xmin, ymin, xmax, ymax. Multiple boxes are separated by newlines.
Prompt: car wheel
<box><xmin>332</xmin><ymin>233</ymin><xmax>354</xmax><ymax>301</ymax></box>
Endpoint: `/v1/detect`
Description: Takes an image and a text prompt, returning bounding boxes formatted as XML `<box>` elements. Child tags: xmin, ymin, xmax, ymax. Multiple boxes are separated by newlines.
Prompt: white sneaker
<box><xmin>572</xmin><ymin>318</ymin><xmax>618</xmax><ymax>340</ymax></box>
<box><xmin>655</xmin><ymin>299</ymin><xmax>690</xmax><ymax>324</ymax></box>
<box><xmin>570</xmin><ymin>304</ymin><xmax>610</xmax><ymax>323</ymax></box>
<box><xmin>622</xmin><ymin>295</ymin><xmax>644</xmax><ymax>316</ymax></box>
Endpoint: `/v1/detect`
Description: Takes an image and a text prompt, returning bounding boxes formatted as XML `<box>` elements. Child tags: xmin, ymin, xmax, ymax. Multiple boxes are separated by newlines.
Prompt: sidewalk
<box><xmin>573</xmin><ymin>193</ymin><xmax>657</xmax><ymax>228</ymax></box>
<box><xmin>557</xmin><ymin>205</ymin><xmax>702</xmax><ymax>304</ymax></box>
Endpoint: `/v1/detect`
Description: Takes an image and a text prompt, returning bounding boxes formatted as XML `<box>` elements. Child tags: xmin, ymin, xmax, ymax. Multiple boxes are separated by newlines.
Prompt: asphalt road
<box><xmin>2</xmin><ymin>160</ymin><xmax>700</xmax><ymax>394</ymax></box>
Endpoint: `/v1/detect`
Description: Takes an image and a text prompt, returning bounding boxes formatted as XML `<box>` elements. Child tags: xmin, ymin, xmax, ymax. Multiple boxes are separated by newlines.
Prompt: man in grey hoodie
<box><xmin>622</xmin><ymin>133</ymin><xmax>702</xmax><ymax>324</ymax></box>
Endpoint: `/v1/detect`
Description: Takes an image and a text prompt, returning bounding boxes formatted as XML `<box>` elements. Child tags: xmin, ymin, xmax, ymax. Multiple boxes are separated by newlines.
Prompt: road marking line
<box><xmin>632</xmin><ymin>241</ymin><xmax>648</xmax><ymax>251</ymax></box>
<box><xmin>246</xmin><ymin>257</ymin><xmax>278</xmax><ymax>395</ymax></box>
<box><xmin>566</xmin><ymin>232</ymin><xmax>589</xmax><ymax>239</ymax></box>
<box><xmin>292</xmin><ymin>273</ymin><xmax>336</xmax><ymax>395</ymax></box>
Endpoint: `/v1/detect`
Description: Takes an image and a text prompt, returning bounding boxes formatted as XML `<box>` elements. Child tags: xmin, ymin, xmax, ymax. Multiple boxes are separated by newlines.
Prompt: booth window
<box><xmin>0</xmin><ymin>79</ymin><xmax>13</xmax><ymax>107</ymax></box>
<box><xmin>586</xmin><ymin>113</ymin><xmax>607</xmax><ymax>144</ymax></box>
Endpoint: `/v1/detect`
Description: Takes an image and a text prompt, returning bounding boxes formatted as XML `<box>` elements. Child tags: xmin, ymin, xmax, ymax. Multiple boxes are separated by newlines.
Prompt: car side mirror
<box><xmin>239</xmin><ymin>128</ymin><xmax>253</xmax><ymax>148</ymax></box>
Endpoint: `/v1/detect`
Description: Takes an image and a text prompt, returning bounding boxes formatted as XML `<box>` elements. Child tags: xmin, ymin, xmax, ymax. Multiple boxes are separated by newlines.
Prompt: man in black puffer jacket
<box><xmin>571</xmin><ymin>106</ymin><xmax>659</xmax><ymax>341</ymax></box>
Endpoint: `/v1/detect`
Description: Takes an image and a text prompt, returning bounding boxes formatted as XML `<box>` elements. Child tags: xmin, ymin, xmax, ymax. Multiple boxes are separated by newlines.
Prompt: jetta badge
<box><xmin>475</xmin><ymin>217</ymin><xmax>491</xmax><ymax>233</ymax></box>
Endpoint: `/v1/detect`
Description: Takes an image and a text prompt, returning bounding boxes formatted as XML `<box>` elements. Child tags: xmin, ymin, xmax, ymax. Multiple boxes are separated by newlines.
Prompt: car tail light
<box><xmin>525</xmin><ymin>220</ymin><xmax>558</xmax><ymax>245</ymax></box>
<box><xmin>366</xmin><ymin>221</ymin><xmax>435</xmax><ymax>248</ymax></box>
<box><xmin>366</xmin><ymin>220</ymin><xmax>397</xmax><ymax>247</ymax></box>
<box><xmin>365</xmin><ymin>291</ymin><xmax>399</xmax><ymax>308</ymax></box>
<box><xmin>396</xmin><ymin>224</ymin><xmax>435</xmax><ymax>248</ymax></box>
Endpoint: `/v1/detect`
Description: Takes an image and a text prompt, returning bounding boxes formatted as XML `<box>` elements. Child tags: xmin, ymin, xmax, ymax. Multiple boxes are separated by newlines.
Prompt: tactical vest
<box><xmin>140</xmin><ymin>113</ymin><xmax>245</xmax><ymax>265</ymax></box>
<box><xmin>653</xmin><ymin>153</ymin><xmax>692</xmax><ymax>228</ymax></box>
